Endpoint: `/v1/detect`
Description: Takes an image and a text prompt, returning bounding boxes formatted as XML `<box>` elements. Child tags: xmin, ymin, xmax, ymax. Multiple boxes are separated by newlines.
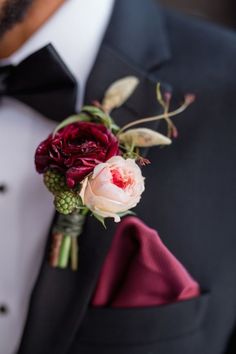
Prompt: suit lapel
<box><xmin>18</xmin><ymin>1</ymin><xmax>172</xmax><ymax>353</ymax></box>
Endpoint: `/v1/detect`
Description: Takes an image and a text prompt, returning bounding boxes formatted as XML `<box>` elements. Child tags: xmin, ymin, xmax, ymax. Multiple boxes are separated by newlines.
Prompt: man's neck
<box><xmin>0</xmin><ymin>0</ymin><xmax>65</xmax><ymax>59</ymax></box>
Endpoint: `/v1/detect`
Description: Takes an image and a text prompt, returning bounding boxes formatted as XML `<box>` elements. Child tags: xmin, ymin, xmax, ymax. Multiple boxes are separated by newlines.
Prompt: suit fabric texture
<box><xmin>17</xmin><ymin>0</ymin><xmax>236</xmax><ymax>353</ymax></box>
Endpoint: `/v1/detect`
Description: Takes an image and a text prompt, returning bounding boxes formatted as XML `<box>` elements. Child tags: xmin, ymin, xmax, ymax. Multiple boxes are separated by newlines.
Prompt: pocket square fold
<box><xmin>92</xmin><ymin>217</ymin><xmax>200</xmax><ymax>307</ymax></box>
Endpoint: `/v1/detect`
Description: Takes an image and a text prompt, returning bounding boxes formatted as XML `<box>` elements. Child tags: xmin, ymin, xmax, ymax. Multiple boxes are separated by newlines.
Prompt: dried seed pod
<box><xmin>102</xmin><ymin>76</ymin><xmax>139</xmax><ymax>113</ymax></box>
<box><xmin>119</xmin><ymin>128</ymin><xmax>172</xmax><ymax>147</ymax></box>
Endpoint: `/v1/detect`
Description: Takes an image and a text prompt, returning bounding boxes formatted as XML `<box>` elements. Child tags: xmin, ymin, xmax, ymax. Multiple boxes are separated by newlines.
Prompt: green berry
<box><xmin>44</xmin><ymin>170</ymin><xmax>67</xmax><ymax>195</ymax></box>
<box><xmin>54</xmin><ymin>191</ymin><xmax>78</xmax><ymax>215</ymax></box>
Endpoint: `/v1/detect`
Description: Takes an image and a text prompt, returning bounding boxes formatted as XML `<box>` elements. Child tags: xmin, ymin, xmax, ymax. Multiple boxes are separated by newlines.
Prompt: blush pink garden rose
<box><xmin>80</xmin><ymin>156</ymin><xmax>145</xmax><ymax>222</ymax></box>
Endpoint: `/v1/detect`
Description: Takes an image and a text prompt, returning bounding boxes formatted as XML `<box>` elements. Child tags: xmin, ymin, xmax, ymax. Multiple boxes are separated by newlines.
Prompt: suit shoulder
<box><xmin>162</xmin><ymin>6</ymin><xmax>236</xmax><ymax>84</ymax></box>
<box><xmin>163</xmin><ymin>6</ymin><xmax>236</xmax><ymax>53</ymax></box>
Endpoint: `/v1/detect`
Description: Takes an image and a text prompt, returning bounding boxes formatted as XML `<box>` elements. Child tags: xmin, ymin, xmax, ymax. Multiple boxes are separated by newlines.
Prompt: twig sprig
<box><xmin>118</xmin><ymin>94</ymin><xmax>195</xmax><ymax>135</ymax></box>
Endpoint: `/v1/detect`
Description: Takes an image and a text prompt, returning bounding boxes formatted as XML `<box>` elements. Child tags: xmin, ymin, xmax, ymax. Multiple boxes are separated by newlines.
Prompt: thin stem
<box><xmin>118</xmin><ymin>101</ymin><xmax>190</xmax><ymax>134</ymax></box>
<box><xmin>163</xmin><ymin>99</ymin><xmax>171</xmax><ymax>137</ymax></box>
<box><xmin>49</xmin><ymin>232</ymin><xmax>63</xmax><ymax>267</ymax></box>
<box><xmin>58</xmin><ymin>235</ymin><xmax>71</xmax><ymax>268</ymax></box>
<box><xmin>71</xmin><ymin>237</ymin><xmax>79</xmax><ymax>271</ymax></box>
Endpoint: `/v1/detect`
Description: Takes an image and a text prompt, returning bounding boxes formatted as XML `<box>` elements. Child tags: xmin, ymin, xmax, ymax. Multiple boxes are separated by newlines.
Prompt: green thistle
<box><xmin>44</xmin><ymin>170</ymin><xmax>67</xmax><ymax>195</ymax></box>
<box><xmin>54</xmin><ymin>191</ymin><xmax>79</xmax><ymax>215</ymax></box>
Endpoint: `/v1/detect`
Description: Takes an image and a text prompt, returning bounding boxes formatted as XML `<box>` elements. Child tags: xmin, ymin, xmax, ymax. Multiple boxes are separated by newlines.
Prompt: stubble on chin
<box><xmin>0</xmin><ymin>0</ymin><xmax>34</xmax><ymax>38</ymax></box>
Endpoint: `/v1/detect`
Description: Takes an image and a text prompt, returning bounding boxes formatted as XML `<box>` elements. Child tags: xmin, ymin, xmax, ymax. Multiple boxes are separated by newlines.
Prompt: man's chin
<box><xmin>0</xmin><ymin>0</ymin><xmax>34</xmax><ymax>38</ymax></box>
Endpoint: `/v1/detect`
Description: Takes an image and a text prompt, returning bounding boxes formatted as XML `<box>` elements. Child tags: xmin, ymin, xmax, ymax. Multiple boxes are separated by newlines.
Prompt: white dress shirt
<box><xmin>0</xmin><ymin>1</ymin><xmax>114</xmax><ymax>353</ymax></box>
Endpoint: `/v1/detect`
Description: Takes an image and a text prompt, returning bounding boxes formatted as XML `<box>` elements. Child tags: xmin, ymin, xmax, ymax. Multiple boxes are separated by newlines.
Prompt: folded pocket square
<box><xmin>92</xmin><ymin>217</ymin><xmax>200</xmax><ymax>307</ymax></box>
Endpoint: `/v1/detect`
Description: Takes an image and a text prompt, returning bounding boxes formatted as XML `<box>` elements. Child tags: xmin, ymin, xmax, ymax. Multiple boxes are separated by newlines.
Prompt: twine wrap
<box><xmin>50</xmin><ymin>211</ymin><xmax>87</xmax><ymax>271</ymax></box>
<box><xmin>53</xmin><ymin>211</ymin><xmax>86</xmax><ymax>237</ymax></box>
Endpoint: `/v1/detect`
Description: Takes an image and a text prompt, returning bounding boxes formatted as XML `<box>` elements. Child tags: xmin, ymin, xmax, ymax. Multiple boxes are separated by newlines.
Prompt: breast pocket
<box><xmin>71</xmin><ymin>293</ymin><xmax>209</xmax><ymax>354</ymax></box>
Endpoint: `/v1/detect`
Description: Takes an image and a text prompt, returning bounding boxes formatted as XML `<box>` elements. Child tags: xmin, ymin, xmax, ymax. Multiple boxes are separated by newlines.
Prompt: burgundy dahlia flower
<box><xmin>35</xmin><ymin>122</ymin><xmax>119</xmax><ymax>188</ymax></box>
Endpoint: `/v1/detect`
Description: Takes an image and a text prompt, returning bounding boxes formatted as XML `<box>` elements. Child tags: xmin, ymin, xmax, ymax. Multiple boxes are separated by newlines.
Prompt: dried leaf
<box><xmin>119</xmin><ymin>128</ymin><xmax>172</xmax><ymax>147</ymax></box>
<box><xmin>102</xmin><ymin>76</ymin><xmax>139</xmax><ymax>112</ymax></box>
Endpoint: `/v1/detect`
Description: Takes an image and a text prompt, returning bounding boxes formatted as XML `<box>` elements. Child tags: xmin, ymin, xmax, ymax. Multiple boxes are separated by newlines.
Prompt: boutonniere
<box><xmin>35</xmin><ymin>77</ymin><xmax>194</xmax><ymax>271</ymax></box>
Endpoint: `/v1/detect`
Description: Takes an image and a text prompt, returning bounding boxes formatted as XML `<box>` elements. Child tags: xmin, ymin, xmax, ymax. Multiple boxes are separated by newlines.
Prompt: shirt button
<box><xmin>0</xmin><ymin>184</ymin><xmax>7</xmax><ymax>193</ymax></box>
<box><xmin>0</xmin><ymin>304</ymin><xmax>9</xmax><ymax>315</ymax></box>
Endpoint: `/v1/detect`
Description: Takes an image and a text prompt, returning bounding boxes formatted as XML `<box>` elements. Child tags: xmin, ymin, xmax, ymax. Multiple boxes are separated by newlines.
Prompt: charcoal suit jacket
<box><xmin>18</xmin><ymin>0</ymin><xmax>236</xmax><ymax>353</ymax></box>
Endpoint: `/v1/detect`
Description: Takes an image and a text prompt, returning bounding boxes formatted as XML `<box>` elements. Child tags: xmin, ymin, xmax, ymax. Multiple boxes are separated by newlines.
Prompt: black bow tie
<box><xmin>0</xmin><ymin>44</ymin><xmax>78</xmax><ymax>122</ymax></box>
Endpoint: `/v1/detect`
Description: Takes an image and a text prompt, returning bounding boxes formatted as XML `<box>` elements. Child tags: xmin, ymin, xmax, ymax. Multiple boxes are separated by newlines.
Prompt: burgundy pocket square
<box><xmin>92</xmin><ymin>217</ymin><xmax>200</xmax><ymax>307</ymax></box>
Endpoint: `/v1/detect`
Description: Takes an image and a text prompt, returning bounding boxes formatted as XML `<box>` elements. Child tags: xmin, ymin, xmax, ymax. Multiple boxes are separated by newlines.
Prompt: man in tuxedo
<box><xmin>0</xmin><ymin>0</ymin><xmax>236</xmax><ymax>353</ymax></box>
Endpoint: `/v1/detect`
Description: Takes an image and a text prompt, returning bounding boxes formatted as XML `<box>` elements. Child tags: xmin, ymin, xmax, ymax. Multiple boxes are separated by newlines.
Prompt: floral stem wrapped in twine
<box><xmin>50</xmin><ymin>209</ymin><xmax>88</xmax><ymax>271</ymax></box>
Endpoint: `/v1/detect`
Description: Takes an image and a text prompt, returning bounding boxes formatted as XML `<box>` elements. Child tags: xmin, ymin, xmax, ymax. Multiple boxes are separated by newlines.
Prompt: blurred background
<box><xmin>159</xmin><ymin>0</ymin><xmax>236</xmax><ymax>28</ymax></box>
